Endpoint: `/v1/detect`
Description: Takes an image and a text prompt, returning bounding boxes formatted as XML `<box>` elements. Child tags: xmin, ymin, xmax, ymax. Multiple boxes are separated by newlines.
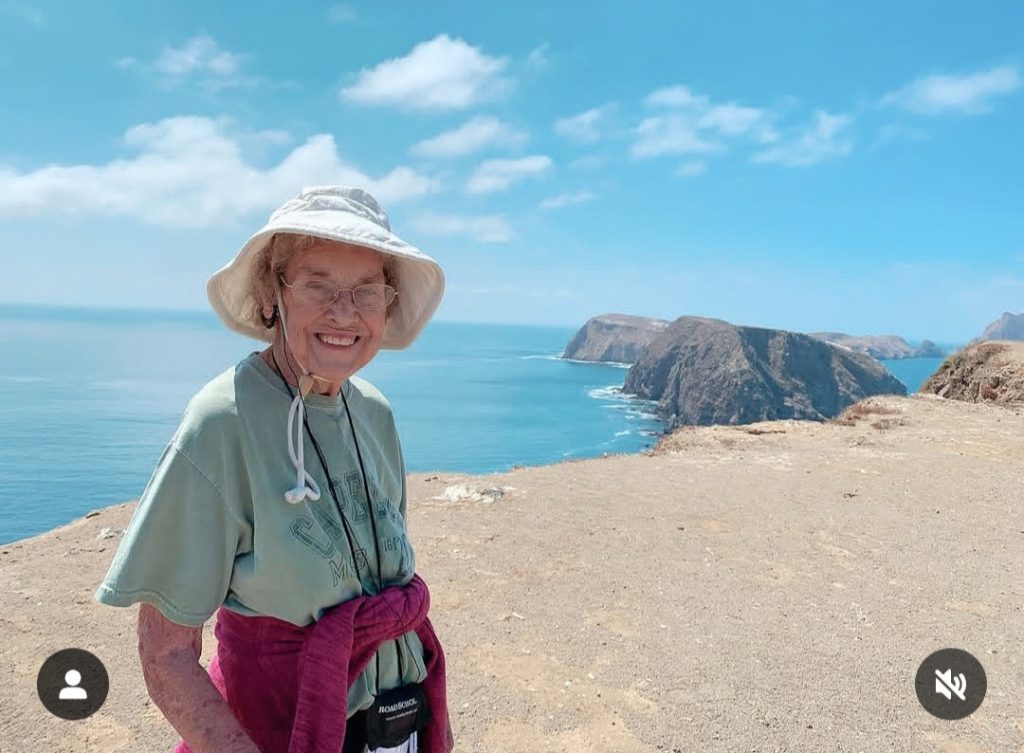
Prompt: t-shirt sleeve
<box><xmin>94</xmin><ymin>442</ymin><xmax>246</xmax><ymax>627</ymax></box>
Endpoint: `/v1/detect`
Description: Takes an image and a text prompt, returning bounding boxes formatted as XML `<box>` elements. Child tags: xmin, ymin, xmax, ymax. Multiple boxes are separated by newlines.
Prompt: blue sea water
<box><xmin>0</xmin><ymin>305</ymin><xmax>952</xmax><ymax>544</ymax></box>
<box><xmin>879</xmin><ymin>356</ymin><xmax>947</xmax><ymax>395</ymax></box>
<box><xmin>0</xmin><ymin>305</ymin><xmax>663</xmax><ymax>544</ymax></box>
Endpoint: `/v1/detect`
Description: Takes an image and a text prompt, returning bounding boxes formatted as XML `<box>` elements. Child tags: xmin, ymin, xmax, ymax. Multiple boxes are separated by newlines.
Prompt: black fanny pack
<box><xmin>364</xmin><ymin>682</ymin><xmax>432</xmax><ymax>750</ymax></box>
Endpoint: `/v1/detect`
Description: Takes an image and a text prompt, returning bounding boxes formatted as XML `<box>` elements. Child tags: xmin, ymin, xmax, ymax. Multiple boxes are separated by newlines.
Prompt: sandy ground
<box><xmin>2</xmin><ymin>393</ymin><xmax>1023</xmax><ymax>752</ymax></box>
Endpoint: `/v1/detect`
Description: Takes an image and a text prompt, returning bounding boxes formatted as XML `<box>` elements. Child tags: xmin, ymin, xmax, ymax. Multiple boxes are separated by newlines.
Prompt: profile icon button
<box><xmin>37</xmin><ymin>648</ymin><xmax>109</xmax><ymax>720</ymax></box>
<box><xmin>915</xmin><ymin>647</ymin><xmax>987</xmax><ymax>720</ymax></box>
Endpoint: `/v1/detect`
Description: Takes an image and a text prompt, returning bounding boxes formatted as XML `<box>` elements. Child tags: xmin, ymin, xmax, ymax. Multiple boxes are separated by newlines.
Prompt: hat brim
<box><xmin>208</xmin><ymin>212</ymin><xmax>445</xmax><ymax>349</ymax></box>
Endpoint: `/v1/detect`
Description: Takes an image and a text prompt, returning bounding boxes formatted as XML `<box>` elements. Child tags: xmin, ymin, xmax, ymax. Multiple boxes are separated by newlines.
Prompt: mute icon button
<box><xmin>916</xmin><ymin>648</ymin><xmax>986</xmax><ymax>720</ymax></box>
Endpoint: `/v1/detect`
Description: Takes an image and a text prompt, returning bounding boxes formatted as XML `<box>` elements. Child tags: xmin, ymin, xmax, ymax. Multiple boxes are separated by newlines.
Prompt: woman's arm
<box><xmin>137</xmin><ymin>603</ymin><xmax>261</xmax><ymax>753</ymax></box>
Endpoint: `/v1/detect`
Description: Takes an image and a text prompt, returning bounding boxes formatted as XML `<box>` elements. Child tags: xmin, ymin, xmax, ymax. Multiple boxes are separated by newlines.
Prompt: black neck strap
<box><xmin>269</xmin><ymin>353</ymin><xmax>410</xmax><ymax>685</ymax></box>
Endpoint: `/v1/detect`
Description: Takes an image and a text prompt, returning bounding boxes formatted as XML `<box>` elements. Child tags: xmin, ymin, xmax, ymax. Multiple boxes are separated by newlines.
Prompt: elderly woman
<box><xmin>95</xmin><ymin>186</ymin><xmax>452</xmax><ymax>753</ymax></box>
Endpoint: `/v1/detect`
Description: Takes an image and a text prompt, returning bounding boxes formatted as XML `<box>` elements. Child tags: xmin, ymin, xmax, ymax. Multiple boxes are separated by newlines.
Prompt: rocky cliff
<box><xmin>972</xmin><ymin>311</ymin><xmax>1024</xmax><ymax>343</ymax></box>
<box><xmin>920</xmin><ymin>340</ymin><xmax>1024</xmax><ymax>404</ymax></box>
<box><xmin>622</xmin><ymin>316</ymin><xmax>906</xmax><ymax>429</ymax></box>
<box><xmin>563</xmin><ymin>313</ymin><xmax>671</xmax><ymax>363</ymax></box>
<box><xmin>808</xmin><ymin>332</ymin><xmax>944</xmax><ymax>359</ymax></box>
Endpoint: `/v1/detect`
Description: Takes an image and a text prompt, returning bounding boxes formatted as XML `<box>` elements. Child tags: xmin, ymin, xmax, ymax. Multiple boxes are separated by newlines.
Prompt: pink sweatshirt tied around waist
<box><xmin>174</xmin><ymin>574</ymin><xmax>453</xmax><ymax>753</ymax></box>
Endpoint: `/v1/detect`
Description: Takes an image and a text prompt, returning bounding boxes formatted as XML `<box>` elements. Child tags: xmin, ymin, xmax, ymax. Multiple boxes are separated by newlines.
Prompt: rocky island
<box><xmin>807</xmin><ymin>332</ymin><xmax>944</xmax><ymax>359</ymax></box>
<box><xmin>622</xmin><ymin>316</ymin><xmax>905</xmax><ymax>429</ymax></box>
<box><xmin>562</xmin><ymin>313</ymin><xmax>670</xmax><ymax>363</ymax></box>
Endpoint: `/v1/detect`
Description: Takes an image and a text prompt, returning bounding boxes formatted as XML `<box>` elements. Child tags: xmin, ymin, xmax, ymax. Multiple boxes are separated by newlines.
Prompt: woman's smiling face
<box><xmin>277</xmin><ymin>238</ymin><xmax>388</xmax><ymax>389</ymax></box>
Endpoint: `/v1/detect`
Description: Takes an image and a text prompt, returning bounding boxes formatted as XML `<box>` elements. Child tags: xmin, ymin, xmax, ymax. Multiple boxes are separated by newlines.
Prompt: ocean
<box><xmin>0</xmin><ymin>304</ymin><xmax>948</xmax><ymax>545</ymax></box>
<box><xmin>878</xmin><ymin>356</ymin><xmax>947</xmax><ymax>396</ymax></box>
<box><xmin>0</xmin><ymin>305</ymin><xmax>663</xmax><ymax>544</ymax></box>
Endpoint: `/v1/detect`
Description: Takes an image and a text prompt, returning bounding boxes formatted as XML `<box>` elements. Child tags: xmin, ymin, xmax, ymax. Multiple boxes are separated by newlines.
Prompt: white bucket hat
<box><xmin>207</xmin><ymin>185</ymin><xmax>445</xmax><ymax>349</ymax></box>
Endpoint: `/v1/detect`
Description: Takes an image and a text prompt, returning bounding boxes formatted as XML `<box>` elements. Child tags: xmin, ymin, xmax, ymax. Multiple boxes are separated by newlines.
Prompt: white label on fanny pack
<box><xmin>368</xmin><ymin>731</ymin><xmax>417</xmax><ymax>753</ymax></box>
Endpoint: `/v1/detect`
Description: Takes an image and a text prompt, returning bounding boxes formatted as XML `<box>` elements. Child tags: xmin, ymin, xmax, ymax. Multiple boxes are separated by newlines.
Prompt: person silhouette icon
<box><xmin>38</xmin><ymin>648</ymin><xmax>108</xmax><ymax>719</ymax></box>
<box><xmin>58</xmin><ymin>669</ymin><xmax>88</xmax><ymax>700</ymax></box>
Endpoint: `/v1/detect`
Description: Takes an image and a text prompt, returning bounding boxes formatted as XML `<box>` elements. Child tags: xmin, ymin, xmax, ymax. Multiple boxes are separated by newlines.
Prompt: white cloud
<box><xmin>0</xmin><ymin>116</ymin><xmax>439</xmax><ymax>227</ymax></box>
<box><xmin>411</xmin><ymin>116</ymin><xmax>527</xmax><ymax>158</ymax></box>
<box><xmin>341</xmin><ymin>34</ymin><xmax>511</xmax><ymax>111</ymax></box>
<box><xmin>699</xmin><ymin>104</ymin><xmax>778</xmax><ymax>142</ymax></box>
<box><xmin>882</xmin><ymin>65</ymin><xmax>1021</xmax><ymax>115</ymax></box>
<box><xmin>554</xmin><ymin>103</ymin><xmax>616</xmax><ymax>144</ymax></box>
<box><xmin>526</xmin><ymin>43</ymin><xmax>549</xmax><ymax>70</ymax></box>
<box><xmin>411</xmin><ymin>211</ymin><xmax>512</xmax><ymax>243</ymax></box>
<box><xmin>465</xmin><ymin>155</ymin><xmax>552</xmax><ymax>194</ymax></box>
<box><xmin>155</xmin><ymin>36</ymin><xmax>241</xmax><ymax>77</ymax></box>
<box><xmin>752</xmin><ymin>110</ymin><xmax>853</xmax><ymax>167</ymax></box>
<box><xmin>118</xmin><ymin>35</ymin><xmax>251</xmax><ymax>90</ymax></box>
<box><xmin>645</xmin><ymin>85</ymin><xmax>708</xmax><ymax>109</ymax></box>
<box><xmin>631</xmin><ymin>115</ymin><xmax>721</xmax><ymax>158</ymax></box>
<box><xmin>327</xmin><ymin>4</ymin><xmax>356</xmax><ymax>24</ymax></box>
<box><xmin>633</xmin><ymin>85</ymin><xmax>776</xmax><ymax>158</ymax></box>
<box><xmin>240</xmin><ymin>128</ymin><xmax>292</xmax><ymax>147</ymax></box>
<box><xmin>675</xmin><ymin>161</ymin><xmax>706</xmax><ymax>177</ymax></box>
<box><xmin>539</xmin><ymin>191</ymin><xmax>597</xmax><ymax>210</ymax></box>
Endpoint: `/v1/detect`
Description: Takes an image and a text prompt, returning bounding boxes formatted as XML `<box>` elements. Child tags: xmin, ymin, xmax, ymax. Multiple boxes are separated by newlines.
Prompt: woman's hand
<box><xmin>137</xmin><ymin>603</ymin><xmax>261</xmax><ymax>753</ymax></box>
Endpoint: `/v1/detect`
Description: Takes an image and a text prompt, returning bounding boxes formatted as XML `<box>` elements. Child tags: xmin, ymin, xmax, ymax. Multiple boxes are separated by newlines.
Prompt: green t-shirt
<box><xmin>95</xmin><ymin>352</ymin><xmax>427</xmax><ymax>716</ymax></box>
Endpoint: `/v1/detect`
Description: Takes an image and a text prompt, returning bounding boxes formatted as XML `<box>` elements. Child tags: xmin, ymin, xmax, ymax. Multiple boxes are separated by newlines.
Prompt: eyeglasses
<box><xmin>280</xmin><ymin>275</ymin><xmax>398</xmax><ymax>311</ymax></box>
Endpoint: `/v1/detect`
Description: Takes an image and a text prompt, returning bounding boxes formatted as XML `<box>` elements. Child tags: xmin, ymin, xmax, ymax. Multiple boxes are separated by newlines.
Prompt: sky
<box><xmin>0</xmin><ymin>1</ymin><xmax>1021</xmax><ymax>343</ymax></box>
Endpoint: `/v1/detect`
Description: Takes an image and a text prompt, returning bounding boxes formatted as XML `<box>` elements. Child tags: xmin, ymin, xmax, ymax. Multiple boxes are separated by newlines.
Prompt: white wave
<box><xmin>559</xmin><ymin>355</ymin><xmax>631</xmax><ymax>368</ymax></box>
<box><xmin>587</xmin><ymin>385</ymin><xmax>623</xmax><ymax>400</ymax></box>
<box><xmin>518</xmin><ymin>353</ymin><xmax>631</xmax><ymax>369</ymax></box>
<box><xmin>614</xmin><ymin>429</ymin><xmax>631</xmax><ymax>437</ymax></box>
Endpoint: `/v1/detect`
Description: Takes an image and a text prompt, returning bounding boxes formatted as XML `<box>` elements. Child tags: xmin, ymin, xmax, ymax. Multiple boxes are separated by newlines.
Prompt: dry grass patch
<box><xmin>869</xmin><ymin>418</ymin><xmax>903</xmax><ymax>431</ymax></box>
<box><xmin>832</xmin><ymin>400</ymin><xmax>900</xmax><ymax>426</ymax></box>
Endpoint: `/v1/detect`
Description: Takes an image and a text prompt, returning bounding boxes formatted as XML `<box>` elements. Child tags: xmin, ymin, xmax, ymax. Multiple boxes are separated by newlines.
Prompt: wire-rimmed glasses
<box><xmin>280</xmin><ymin>275</ymin><xmax>398</xmax><ymax>312</ymax></box>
